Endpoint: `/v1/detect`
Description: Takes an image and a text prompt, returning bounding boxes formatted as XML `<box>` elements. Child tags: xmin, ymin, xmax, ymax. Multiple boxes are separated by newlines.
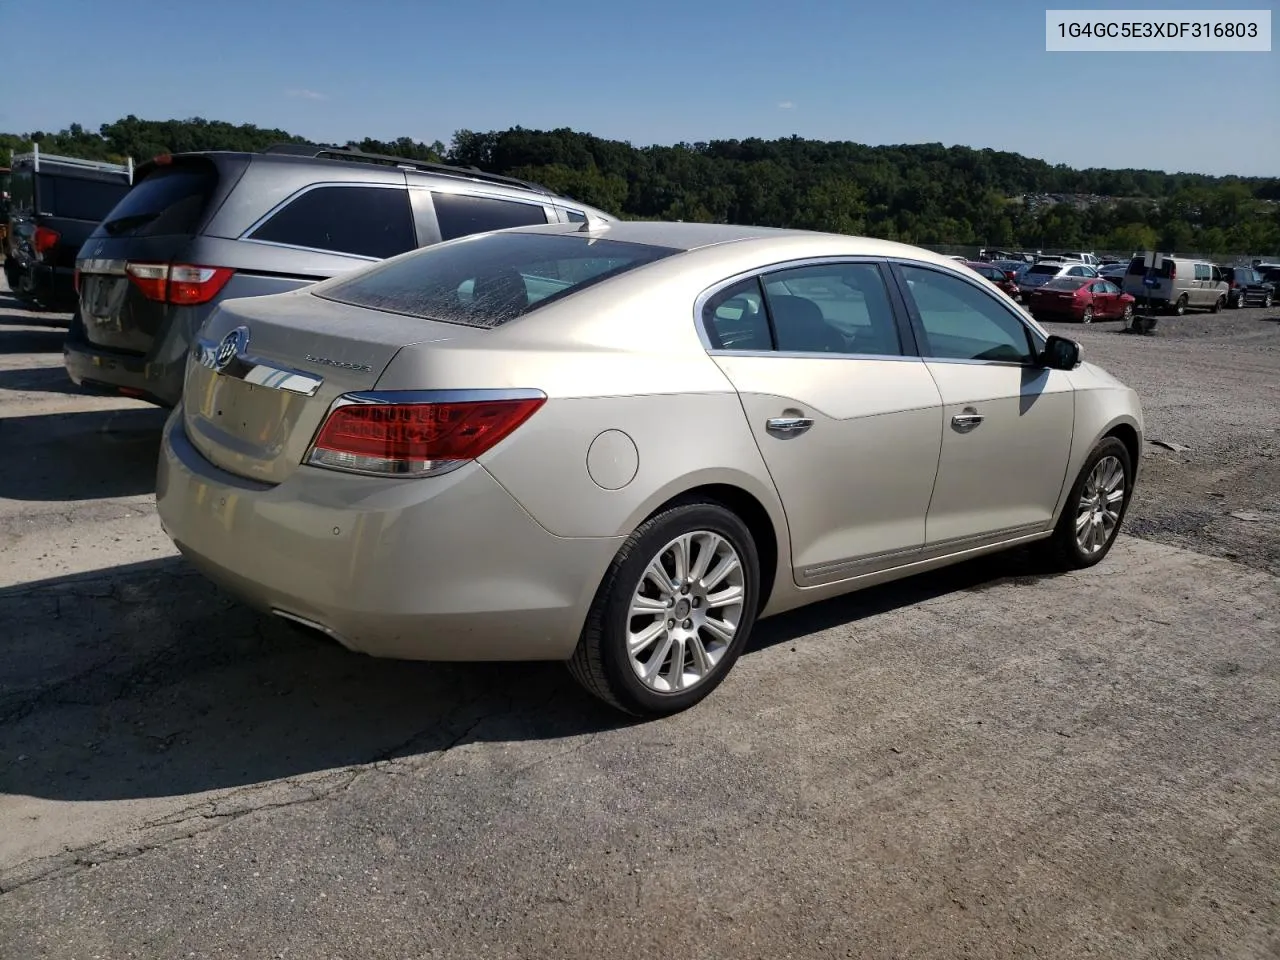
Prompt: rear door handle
<box><xmin>766</xmin><ymin>416</ymin><xmax>814</xmax><ymax>436</ymax></box>
<box><xmin>951</xmin><ymin>411</ymin><xmax>984</xmax><ymax>432</ymax></box>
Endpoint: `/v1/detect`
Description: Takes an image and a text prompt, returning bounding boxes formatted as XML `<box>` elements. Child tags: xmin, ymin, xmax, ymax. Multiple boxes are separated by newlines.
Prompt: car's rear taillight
<box><xmin>125</xmin><ymin>262</ymin><xmax>234</xmax><ymax>305</ymax></box>
<box><xmin>306</xmin><ymin>392</ymin><xmax>547</xmax><ymax>477</ymax></box>
<box><xmin>33</xmin><ymin>226</ymin><xmax>60</xmax><ymax>255</ymax></box>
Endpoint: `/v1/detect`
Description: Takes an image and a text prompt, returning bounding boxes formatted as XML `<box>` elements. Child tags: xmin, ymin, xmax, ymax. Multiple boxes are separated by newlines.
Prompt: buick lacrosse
<box><xmin>157</xmin><ymin>220</ymin><xmax>1143</xmax><ymax>716</ymax></box>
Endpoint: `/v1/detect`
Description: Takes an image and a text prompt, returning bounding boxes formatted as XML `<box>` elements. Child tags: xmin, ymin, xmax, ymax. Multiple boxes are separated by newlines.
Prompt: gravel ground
<box><xmin>1036</xmin><ymin>306</ymin><xmax>1280</xmax><ymax>576</ymax></box>
<box><xmin>0</xmin><ymin>282</ymin><xmax>1277</xmax><ymax>959</ymax></box>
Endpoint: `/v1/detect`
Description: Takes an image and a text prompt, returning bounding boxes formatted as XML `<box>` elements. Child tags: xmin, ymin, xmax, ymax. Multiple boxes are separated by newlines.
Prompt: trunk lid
<box><xmin>182</xmin><ymin>289</ymin><xmax>479</xmax><ymax>484</ymax></box>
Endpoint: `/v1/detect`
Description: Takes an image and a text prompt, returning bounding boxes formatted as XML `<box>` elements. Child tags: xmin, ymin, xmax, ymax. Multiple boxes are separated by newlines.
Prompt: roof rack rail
<box><xmin>259</xmin><ymin>142</ymin><xmax>556</xmax><ymax>196</ymax></box>
<box><xmin>10</xmin><ymin>143</ymin><xmax>134</xmax><ymax>183</ymax></box>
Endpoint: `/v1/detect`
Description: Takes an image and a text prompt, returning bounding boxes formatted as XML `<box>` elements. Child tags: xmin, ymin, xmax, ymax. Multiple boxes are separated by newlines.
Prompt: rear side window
<box><xmin>1028</xmin><ymin>264</ymin><xmax>1060</xmax><ymax>275</ymax></box>
<box><xmin>316</xmin><ymin>232</ymin><xmax>678</xmax><ymax>329</ymax></box>
<box><xmin>250</xmin><ymin>185</ymin><xmax>415</xmax><ymax>259</ymax></box>
<box><xmin>433</xmin><ymin>192</ymin><xmax>548</xmax><ymax>241</ymax></box>
<box><xmin>36</xmin><ymin>175</ymin><xmax>130</xmax><ymax>222</ymax></box>
<box><xmin>96</xmin><ymin>164</ymin><xmax>218</xmax><ymax>238</ymax></box>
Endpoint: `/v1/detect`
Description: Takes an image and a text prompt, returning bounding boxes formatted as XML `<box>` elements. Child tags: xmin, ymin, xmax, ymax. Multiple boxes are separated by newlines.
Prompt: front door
<box><xmin>893</xmin><ymin>262</ymin><xmax>1076</xmax><ymax>551</ymax></box>
<box><xmin>704</xmin><ymin>261</ymin><xmax>944</xmax><ymax>585</ymax></box>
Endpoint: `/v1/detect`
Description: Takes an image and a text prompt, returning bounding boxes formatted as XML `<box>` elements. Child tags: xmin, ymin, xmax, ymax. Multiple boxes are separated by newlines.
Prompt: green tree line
<box><xmin>4</xmin><ymin>116</ymin><xmax>1278</xmax><ymax>255</ymax></box>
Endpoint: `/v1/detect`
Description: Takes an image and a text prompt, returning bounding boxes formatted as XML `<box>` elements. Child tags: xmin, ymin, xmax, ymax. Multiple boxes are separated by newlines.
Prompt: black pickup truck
<box><xmin>4</xmin><ymin>146</ymin><xmax>133</xmax><ymax>312</ymax></box>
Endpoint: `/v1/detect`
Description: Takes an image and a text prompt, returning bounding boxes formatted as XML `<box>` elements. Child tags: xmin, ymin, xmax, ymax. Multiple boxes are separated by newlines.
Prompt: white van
<box><xmin>1122</xmin><ymin>254</ymin><xmax>1230</xmax><ymax>315</ymax></box>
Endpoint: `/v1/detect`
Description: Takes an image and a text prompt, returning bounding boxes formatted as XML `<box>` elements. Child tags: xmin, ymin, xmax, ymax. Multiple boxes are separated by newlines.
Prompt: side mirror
<box><xmin>1041</xmin><ymin>334</ymin><xmax>1081</xmax><ymax>370</ymax></box>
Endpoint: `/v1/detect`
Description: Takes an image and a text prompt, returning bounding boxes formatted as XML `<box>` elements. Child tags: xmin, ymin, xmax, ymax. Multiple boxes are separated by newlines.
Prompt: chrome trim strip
<box><xmin>75</xmin><ymin>258</ymin><xmax>128</xmax><ymax>275</ymax></box>
<box><xmin>708</xmin><ymin>349</ymin><xmax>923</xmax><ymax>363</ymax></box>
<box><xmin>335</xmin><ymin>388</ymin><xmax>549</xmax><ymax>406</ymax></box>
<box><xmin>798</xmin><ymin>521</ymin><xmax>1048</xmax><ymax>584</ymax></box>
<box><xmin>193</xmin><ymin>334</ymin><xmax>325</xmax><ymax>397</ymax></box>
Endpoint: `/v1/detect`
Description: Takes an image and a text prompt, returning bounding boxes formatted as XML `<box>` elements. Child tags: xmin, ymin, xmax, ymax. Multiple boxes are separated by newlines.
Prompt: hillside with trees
<box><xmin>4</xmin><ymin>116</ymin><xmax>1277</xmax><ymax>255</ymax></box>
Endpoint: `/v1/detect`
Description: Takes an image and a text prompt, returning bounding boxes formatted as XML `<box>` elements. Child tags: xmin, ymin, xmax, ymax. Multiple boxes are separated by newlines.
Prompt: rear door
<box><xmin>705</xmin><ymin>260</ymin><xmax>944</xmax><ymax>585</ymax></box>
<box><xmin>892</xmin><ymin>262</ymin><xmax>1074</xmax><ymax>550</ymax></box>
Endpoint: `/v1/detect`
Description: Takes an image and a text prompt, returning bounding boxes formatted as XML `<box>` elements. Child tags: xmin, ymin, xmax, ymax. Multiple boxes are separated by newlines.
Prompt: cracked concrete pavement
<box><xmin>0</xmin><ymin>279</ymin><xmax>1277</xmax><ymax>958</ymax></box>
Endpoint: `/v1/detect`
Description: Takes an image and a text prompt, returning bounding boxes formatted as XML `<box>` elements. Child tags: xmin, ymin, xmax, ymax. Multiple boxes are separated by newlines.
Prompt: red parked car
<box><xmin>1026</xmin><ymin>277</ymin><xmax>1135</xmax><ymax>324</ymax></box>
<box><xmin>962</xmin><ymin>260</ymin><xmax>1021</xmax><ymax>299</ymax></box>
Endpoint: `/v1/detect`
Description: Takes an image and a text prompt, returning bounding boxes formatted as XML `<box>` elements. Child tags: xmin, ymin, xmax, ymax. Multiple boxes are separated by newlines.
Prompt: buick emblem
<box><xmin>214</xmin><ymin>327</ymin><xmax>249</xmax><ymax>370</ymax></box>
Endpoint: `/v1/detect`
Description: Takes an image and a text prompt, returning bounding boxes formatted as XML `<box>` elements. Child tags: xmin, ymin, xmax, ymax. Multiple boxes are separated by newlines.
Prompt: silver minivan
<box><xmin>1122</xmin><ymin>254</ymin><xmax>1229</xmax><ymax>315</ymax></box>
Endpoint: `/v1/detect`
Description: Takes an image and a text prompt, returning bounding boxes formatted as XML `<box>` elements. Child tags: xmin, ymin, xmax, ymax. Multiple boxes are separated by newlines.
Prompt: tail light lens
<box><xmin>306</xmin><ymin>392</ymin><xmax>546</xmax><ymax>477</ymax></box>
<box><xmin>33</xmin><ymin>226</ymin><xmax>60</xmax><ymax>255</ymax></box>
<box><xmin>125</xmin><ymin>262</ymin><xmax>234</xmax><ymax>305</ymax></box>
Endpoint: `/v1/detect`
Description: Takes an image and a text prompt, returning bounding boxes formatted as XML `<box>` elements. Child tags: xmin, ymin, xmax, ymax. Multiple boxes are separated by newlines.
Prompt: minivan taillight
<box><xmin>306</xmin><ymin>394</ymin><xmax>547</xmax><ymax>478</ymax></box>
<box><xmin>33</xmin><ymin>226</ymin><xmax>60</xmax><ymax>255</ymax></box>
<box><xmin>125</xmin><ymin>262</ymin><xmax>234</xmax><ymax>305</ymax></box>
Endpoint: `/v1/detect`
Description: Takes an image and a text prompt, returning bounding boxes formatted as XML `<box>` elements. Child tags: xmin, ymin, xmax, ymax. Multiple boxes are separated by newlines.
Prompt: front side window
<box><xmin>1195</xmin><ymin>263</ymin><xmax>1211</xmax><ymax>281</ymax></box>
<box><xmin>433</xmin><ymin>192</ymin><xmax>549</xmax><ymax>241</ymax></box>
<box><xmin>762</xmin><ymin>263</ymin><xmax>902</xmax><ymax>356</ymax></box>
<box><xmin>898</xmin><ymin>264</ymin><xmax>1035</xmax><ymax>364</ymax></box>
<box><xmin>251</xmin><ymin>185</ymin><xmax>416</xmax><ymax>259</ymax></box>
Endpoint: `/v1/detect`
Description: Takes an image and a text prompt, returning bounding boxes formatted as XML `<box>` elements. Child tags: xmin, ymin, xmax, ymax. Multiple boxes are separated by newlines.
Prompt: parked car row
<box><xmin>959</xmin><ymin>248</ymin><xmax>1277</xmax><ymax>322</ymax></box>
<box><xmin>1119</xmin><ymin>255</ymin><xmax>1275</xmax><ymax>315</ymax></box>
<box><xmin>5</xmin><ymin>144</ymin><xmax>612</xmax><ymax>405</ymax></box>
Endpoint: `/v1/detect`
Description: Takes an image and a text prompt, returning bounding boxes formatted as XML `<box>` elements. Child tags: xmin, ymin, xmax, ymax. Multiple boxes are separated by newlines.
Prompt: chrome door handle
<box><xmin>766</xmin><ymin>416</ymin><xmax>814</xmax><ymax>436</ymax></box>
<box><xmin>951</xmin><ymin>412</ymin><xmax>984</xmax><ymax>432</ymax></box>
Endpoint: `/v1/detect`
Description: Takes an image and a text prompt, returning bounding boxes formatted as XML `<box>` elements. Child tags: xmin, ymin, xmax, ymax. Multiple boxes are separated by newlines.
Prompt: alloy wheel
<box><xmin>1075</xmin><ymin>455</ymin><xmax>1125</xmax><ymax>556</ymax></box>
<box><xmin>626</xmin><ymin>530</ymin><xmax>746</xmax><ymax>693</ymax></box>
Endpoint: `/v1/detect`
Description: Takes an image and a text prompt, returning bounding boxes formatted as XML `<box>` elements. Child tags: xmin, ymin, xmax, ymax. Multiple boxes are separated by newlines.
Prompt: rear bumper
<box><xmin>63</xmin><ymin>311</ymin><xmax>184</xmax><ymax>407</ymax></box>
<box><xmin>7</xmin><ymin>262</ymin><xmax>77</xmax><ymax>309</ymax></box>
<box><xmin>156</xmin><ymin>411</ymin><xmax>623</xmax><ymax>661</ymax></box>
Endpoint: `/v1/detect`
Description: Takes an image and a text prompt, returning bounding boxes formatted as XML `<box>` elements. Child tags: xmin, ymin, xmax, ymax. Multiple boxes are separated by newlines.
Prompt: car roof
<box><xmin>503</xmin><ymin>219</ymin><xmax>971</xmax><ymax>263</ymax></box>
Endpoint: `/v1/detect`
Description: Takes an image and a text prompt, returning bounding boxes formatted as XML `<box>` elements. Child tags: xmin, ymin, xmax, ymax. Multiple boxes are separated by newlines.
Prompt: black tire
<box><xmin>1265</xmin><ymin>293</ymin><xmax>1274</xmax><ymax>309</ymax></box>
<box><xmin>1080</xmin><ymin>305</ymin><xmax>1093</xmax><ymax>324</ymax></box>
<box><xmin>567</xmin><ymin>501</ymin><xmax>761</xmax><ymax>717</ymax></box>
<box><xmin>1172</xmin><ymin>295</ymin><xmax>1188</xmax><ymax>316</ymax></box>
<box><xmin>1036</xmin><ymin>436</ymin><xmax>1133</xmax><ymax>572</ymax></box>
<box><xmin>1211</xmin><ymin>296</ymin><xmax>1224</xmax><ymax>314</ymax></box>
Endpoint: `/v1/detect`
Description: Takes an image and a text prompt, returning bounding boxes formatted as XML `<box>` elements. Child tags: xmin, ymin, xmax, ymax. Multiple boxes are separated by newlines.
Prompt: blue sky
<box><xmin>3</xmin><ymin>0</ymin><xmax>1275</xmax><ymax>176</ymax></box>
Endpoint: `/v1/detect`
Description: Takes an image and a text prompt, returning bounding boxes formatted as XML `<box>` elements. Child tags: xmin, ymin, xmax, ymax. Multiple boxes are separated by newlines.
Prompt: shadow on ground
<box><xmin>0</xmin><ymin>547</ymin><xmax>1044</xmax><ymax>803</ymax></box>
<box><xmin>0</xmin><ymin>407</ymin><xmax>168</xmax><ymax>502</ymax></box>
<box><xmin>0</xmin><ymin>365</ymin><xmax>92</xmax><ymax>396</ymax></box>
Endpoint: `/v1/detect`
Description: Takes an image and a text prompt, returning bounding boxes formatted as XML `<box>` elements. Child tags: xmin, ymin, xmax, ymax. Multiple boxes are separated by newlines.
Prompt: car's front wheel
<box><xmin>1172</xmin><ymin>295</ymin><xmax>1189</xmax><ymax>316</ymax></box>
<box><xmin>568</xmin><ymin>501</ymin><xmax>761</xmax><ymax>716</ymax></box>
<box><xmin>1037</xmin><ymin>437</ymin><xmax>1133</xmax><ymax>571</ymax></box>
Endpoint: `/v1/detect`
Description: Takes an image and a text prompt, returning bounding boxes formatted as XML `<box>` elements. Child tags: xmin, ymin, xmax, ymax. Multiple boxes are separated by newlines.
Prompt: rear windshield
<box><xmin>1027</xmin><ymin>264</ymin><xmax>1061</xmax><ymax>275</ymax></box>
<box><xmin>1044</xmin><ymin>277</ymin><xmax>1089</xmax><ymax>290</ymax></box>
<box><xmin>94</xmin><ymin>163</ymin><xmax>219</xmax><ymax>238</ymax></box>
<box><xmin>36</xmin><ymin>175</ymin><xmax>130</xmax><ymax>222</ymax></box>
<box><xmin>317</xmin><ymin>231</ymin><xmax>681</xmax><ymax>329</ymax></box>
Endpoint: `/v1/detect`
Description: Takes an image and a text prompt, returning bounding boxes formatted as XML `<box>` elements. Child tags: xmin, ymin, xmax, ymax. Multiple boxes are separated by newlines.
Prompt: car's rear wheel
<box><xmin>1265</xmin><ymin>293</ymin><xmax>1274</xmax><ymax>309</ymax></box>
<box><xmin>1172</xmin><ymin>294</ymin><xmax>1189</xmax><ymax>316</ymax></box>
<box><xmin>1080</xmin><ymin>306</ymin><xmax>1094</xmax><ymax>324</ymax></box>
<box><xmin>1121</xmin><ymin>304</ymin><xmax>1134</xmax><ymax>324</ymax></box>
<box><xmin>568</xmin><ymin>501</ymin><xmax>761</xmax><ymax>716</ymax></box>
<box><xmin>1211</xmin><ymin>296</ymin><xmax>1224</xmax><ymax>313</ymax></box>
<box><xmin>1037</xmin><ymin>437</ymin><xmax>1133</xmax><ymax>571</ymax></box>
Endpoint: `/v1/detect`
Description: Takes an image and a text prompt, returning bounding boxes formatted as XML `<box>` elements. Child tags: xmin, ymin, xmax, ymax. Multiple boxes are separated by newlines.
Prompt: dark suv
<box><xmin>1220</xmin><ymin>265</ymin><xmax>1274</xmax><ymax>309</ymax></box>
<box><xmin>4</xmin><ymin>147</ymin><xmax>133</xmax><ymax>311</ymax></box>
<box><xmin>66</xmin><ymin>144</ymin><xmax>610</xmax><ymax>406</ymax></box>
